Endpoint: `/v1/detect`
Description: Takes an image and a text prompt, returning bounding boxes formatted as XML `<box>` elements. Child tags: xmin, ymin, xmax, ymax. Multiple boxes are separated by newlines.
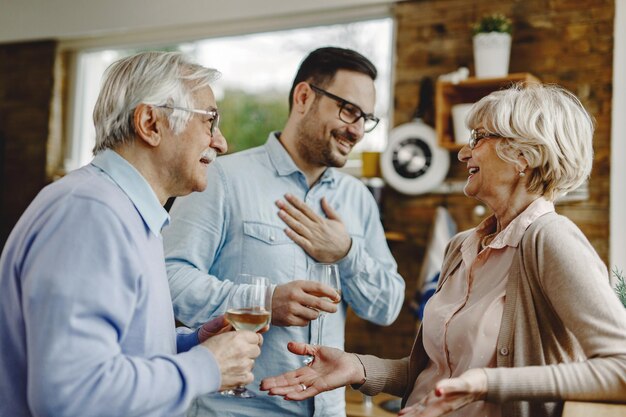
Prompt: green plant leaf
<box><xmin>613</xmin><ymin>267</ymin><xmax>626</xmax><ymax>309</ymax></box>
<box><xmin>472</xmin><ymin>13</ymin><xmax>513</xmax><ymax>36</ymax></box>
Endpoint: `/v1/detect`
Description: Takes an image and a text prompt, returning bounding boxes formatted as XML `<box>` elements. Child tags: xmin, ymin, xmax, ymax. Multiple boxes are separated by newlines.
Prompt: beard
<box><xmin>295</xmin><ymin>105</ymin><xmax>358</xmax><ymax>168</ymax></box>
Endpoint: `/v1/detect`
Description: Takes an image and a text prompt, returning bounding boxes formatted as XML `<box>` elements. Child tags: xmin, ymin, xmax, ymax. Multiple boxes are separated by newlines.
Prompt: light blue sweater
<box><xmin>0</xmin><ymin>150</ymin><xmax>220</xmax><ymax>417</ymax></box>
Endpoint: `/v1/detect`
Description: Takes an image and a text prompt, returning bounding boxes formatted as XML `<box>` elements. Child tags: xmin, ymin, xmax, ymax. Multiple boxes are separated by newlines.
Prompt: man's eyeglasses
<box><xmin>309</xmin><ymin>84</ymin><xmax>380</xmax><ymax>133</ymax></box>
<box><xmin>157</xmin><ymin>105</ymin><xmax>220</xmax><ymax>137</ymax></box>
<box><xmin>469</xmin><ymin>129</ymin><xmax>502</xmax><ymax>150</ymax></box>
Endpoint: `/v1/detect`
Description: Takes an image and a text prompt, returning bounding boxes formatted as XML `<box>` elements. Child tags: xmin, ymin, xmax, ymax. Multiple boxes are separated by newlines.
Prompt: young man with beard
<box><xmin>0</xmin><ymin>51</ymin><xmax>263</xmax><ymax>417</ymax></box>
<box><xmin>163</xmin><ymin>47</ymin><xmax>405</xmax><ymax>417</ymax></box>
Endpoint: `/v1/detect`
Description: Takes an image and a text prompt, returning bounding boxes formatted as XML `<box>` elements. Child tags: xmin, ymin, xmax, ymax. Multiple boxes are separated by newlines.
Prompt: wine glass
<box><xmin>222</xmin><ymin>274</ymin><xmax>272</xmax><ymax>398</ymax></box>
<box><xmin>303</xmin><ymin>263</ymin><xmax>341</xmax><ymax>364</ymax></box>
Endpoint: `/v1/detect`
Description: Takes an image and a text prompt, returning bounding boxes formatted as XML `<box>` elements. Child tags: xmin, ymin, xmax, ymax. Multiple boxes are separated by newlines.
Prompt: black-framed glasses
<box><xmin>469</xmin><ymin>129</ymin><xmax>502</xmax><ymax>150</ymax></box>
<box><xmin>309</xmin><ymin>84</ymin><xmax>380</xmax><ymax>133</ymax></box>
<box><xmin>157</xmin><ymin>105</ymin><xmax>220</xmax><ymax>137</ymax></box>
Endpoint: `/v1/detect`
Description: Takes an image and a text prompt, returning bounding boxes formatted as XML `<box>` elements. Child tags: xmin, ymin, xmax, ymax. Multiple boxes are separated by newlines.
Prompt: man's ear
<box><xmin>292</xmin><ymin>82</ymin><xmax>315</xmax><ymax>114</ymax></box>
<box><xmin>134</xmin><ymin>103</ymin><xmax>161</xmax><ymax>147</ymax></box>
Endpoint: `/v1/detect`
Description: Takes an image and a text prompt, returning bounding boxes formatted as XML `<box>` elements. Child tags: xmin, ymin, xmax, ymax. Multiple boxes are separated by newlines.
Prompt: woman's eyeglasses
<box><xmin>469</xmin><ymin>129</ymin><xmax>502</xmax><ymax>149</ymax></box>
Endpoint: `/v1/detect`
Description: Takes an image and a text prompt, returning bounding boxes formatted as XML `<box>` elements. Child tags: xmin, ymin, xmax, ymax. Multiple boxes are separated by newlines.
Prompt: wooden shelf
<box><xmin>435</xmin><ymin>73</ymin><xmax>540</xmax><ymax>150</ymax></box>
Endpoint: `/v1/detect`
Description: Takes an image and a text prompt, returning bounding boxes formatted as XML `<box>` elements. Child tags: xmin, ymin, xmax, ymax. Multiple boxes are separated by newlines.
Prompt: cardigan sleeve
<box><xmin>485</xmin><ymin>216</ymin><xmax>626</xmax><ymax>403</ymax></box>
<box><xmin>354</xmin><ymin>354</ymin><xmax>410</xmax><ymax>397</ymax></box>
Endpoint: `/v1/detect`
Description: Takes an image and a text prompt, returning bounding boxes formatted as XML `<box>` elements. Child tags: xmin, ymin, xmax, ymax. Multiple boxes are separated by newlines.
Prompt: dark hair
<box><xmin>288</xmin><ymin>47</ymin><xmax>377</xmax><ymax>111</ymax></box>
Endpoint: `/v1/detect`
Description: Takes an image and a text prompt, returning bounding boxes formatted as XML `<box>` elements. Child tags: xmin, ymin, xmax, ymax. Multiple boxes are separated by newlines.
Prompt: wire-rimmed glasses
<box><xmin>157</xmin><ymin>105</ymin><xmax>220</xmax><ymax>137</ymax></box>
<box><xmin>309</xmin><ymin>84</ymin><xmax>379</xmax><ymax>132</ymax></box>
<box><xmin>469</xmin><ymin>129</ymin><xmax>502</xmax><ymax>150</ymax></box>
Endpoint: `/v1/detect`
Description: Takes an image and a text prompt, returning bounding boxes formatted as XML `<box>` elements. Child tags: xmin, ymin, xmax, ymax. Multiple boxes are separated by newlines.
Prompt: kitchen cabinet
<box><xmin>435</xmin><ymin>73</ymin><xmax>540</xmax><ymax>150</ymax></box>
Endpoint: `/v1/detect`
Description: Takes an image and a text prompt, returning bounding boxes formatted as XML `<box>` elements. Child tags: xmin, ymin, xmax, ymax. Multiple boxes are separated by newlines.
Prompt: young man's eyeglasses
<box><xmin>309</xmin><ymin>84</ymin><xmax>380</xmax><ymax>133</ymax></box>
<box><xmin>157</xmin><ymin>105</ymin><xmax>220</xmax><ymax>137</ymax></box>
<box><xmin>469</xmin><ymin>129</ymin><xmax>502</xmax><ymax>150</ymax></box>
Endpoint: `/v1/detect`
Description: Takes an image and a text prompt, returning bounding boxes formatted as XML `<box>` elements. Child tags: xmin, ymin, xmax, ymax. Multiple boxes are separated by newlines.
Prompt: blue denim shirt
<box><xmin>163</xmin><ymin>133</ymin><xmax>405</xmax><ymax>417</ymax></box>
<box><xmin>0</xmin><ymin>150</ymin><xmax>220</xmax><ymax>417</ymax></box>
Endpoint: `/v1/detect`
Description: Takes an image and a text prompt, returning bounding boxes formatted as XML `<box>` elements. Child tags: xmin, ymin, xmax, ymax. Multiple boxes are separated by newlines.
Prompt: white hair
<box><xmin>466</xmin><ymin>83</ymin><xmax>595</xmax><ymax>200</ymax></box>
<box><xmin>92</xmin><ymin>51</ymin><xmax>220</xmax><ymax>154</ymax></box>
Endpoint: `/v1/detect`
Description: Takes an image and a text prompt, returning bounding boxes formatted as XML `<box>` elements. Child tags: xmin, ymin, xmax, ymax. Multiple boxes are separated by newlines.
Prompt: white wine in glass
<box><xmin>303</xmin><ymin>263</ymin><xmax>341</xmax><ymax>365</ymax></box>
<box><xmin>225</xmin><ymin>307</ymin><xmax>271</xmax><ymax>332</ymax></box>
<box><xmin>222</xmin><ymin>274</ymin><xmax>272</xmax><ymax>398</ymax></box>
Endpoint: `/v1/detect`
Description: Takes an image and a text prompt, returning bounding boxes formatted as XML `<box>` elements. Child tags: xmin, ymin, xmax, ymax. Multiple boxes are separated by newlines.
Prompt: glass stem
<box><xmin>316</xmin><ymin>314</ymin><xmax>324</xmax><ymax>346</ymax></box>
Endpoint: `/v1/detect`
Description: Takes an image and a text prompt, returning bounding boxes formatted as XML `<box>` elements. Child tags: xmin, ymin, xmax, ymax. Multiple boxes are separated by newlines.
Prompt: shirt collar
<box><xmin>265</xmin><ymin>132</ymin><xmax>337</xmax><ymax>187</ymax></box>
<box><xmin>464</xmin><ymin>197</ymin><xmax>555</xmax><ymax>252</ymax></box>
<box><xmin>91</xmin><ymin>149</ymin><xmax>170</xmax><ymax>236</ymax></box>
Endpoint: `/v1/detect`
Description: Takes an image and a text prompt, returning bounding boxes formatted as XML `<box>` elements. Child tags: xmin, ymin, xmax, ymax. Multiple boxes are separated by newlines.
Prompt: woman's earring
<box><xmin>518</xmin><ymin>170</ymin><xmax>526</xmax><ymax>177</ymax></box>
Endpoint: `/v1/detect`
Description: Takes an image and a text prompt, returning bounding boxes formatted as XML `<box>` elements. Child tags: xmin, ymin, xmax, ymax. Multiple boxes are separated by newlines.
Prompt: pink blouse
<box><xmin>406</xmin><ymin>198</ymin><xmax>555</xmax><ymax>416</ymax></box>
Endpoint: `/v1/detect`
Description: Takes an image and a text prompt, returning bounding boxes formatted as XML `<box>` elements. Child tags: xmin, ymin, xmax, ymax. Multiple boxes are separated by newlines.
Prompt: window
<box><xmin>66</xmin><ymin>18</ymin><xmax>393</xmax><ymax>173</ymax></box>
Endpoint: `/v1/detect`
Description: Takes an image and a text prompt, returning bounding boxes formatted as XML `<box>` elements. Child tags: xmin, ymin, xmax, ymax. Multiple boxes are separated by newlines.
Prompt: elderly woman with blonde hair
<box><xmin>260</xmin><ymin>83</ymin><xmax>626</xmax><ymax>417</ymax></box>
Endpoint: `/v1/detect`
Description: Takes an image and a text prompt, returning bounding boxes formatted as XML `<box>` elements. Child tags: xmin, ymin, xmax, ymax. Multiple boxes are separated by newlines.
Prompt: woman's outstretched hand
<box><xmin>398</xmin><ymin>368</ymin><xmax>487</xmax><ymax>416</ymax></box>
<box><xmin>260</xmin><ymin>341</ymin><xmax>365</xmax><ymax>400</ymax></box>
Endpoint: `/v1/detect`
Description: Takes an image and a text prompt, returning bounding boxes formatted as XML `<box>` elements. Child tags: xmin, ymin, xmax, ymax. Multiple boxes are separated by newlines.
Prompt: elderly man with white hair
<box><xmin>0</xmin><ymin>51</ymin><xmax>263</xmax><ymax>417</ymax></box>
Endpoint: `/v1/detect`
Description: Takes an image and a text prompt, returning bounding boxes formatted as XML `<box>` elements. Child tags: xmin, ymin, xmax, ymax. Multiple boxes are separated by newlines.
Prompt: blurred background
<box><xmin>0</xmin><ymin>0</ymin><xmax>624</xmax><ymax>360</ymax></box>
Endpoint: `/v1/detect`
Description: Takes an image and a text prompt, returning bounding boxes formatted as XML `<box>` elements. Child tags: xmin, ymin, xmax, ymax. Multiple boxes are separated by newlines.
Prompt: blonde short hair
<box><xmin>466</xmin><ymin>83</ymin><xmax>595</xmax><ymax>200</ymax></box>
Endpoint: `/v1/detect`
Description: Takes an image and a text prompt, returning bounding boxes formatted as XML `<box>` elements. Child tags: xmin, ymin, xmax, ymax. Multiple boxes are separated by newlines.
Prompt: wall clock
<box><xmin>380</xmin><ymin>120</ymin><xmax>449</xmax><ymax>195</ymax></box>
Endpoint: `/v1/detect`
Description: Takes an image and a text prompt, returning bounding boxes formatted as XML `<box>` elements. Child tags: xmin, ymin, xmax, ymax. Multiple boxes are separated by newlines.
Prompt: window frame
<box><xmin>58</xmin><ymin>8</ymin><xmax>396</xmax><ymax>175</ymax></box>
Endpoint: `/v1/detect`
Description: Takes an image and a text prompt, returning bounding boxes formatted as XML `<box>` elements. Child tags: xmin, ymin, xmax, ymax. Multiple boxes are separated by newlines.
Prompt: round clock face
<box><xmin>381</xmin><ymin>121</ymin><xmax>450</xmax><ymax>195</ymax></box>
<box><xmin>392</xmin><ymin>137</ymin><xmax>432</xmax><ymax>179</ymax></box>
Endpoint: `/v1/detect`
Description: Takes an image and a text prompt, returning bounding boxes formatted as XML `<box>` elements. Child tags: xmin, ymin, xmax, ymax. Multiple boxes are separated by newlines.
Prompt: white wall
<box><xmin>610</xmin><ymin>0</ymin><xmax>626</xmax><ymax>272</ymax></box>
<box><xmin>0</xmin><ymin>0</ymin><xmax>395</xmax><ymax>45</ymax></box>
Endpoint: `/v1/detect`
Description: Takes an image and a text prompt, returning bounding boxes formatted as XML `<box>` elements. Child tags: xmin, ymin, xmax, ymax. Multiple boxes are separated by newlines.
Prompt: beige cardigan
<box><xmin>357</xmin><ymin>212</ymin><xmax>626</xmax><ymax>417</ymax></box>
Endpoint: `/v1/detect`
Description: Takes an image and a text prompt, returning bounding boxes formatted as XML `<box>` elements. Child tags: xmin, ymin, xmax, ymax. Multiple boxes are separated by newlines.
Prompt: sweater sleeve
<box><xmin>485</xmin><ymin>216</ymin><xmax>626</xmax><ymax>403</ymax></box>
<box><xmin>354</xmin><ymin>355</ymin><xmax>410</xmax><ymax>398</ymax></box>
<box><xmin>23</xmin><ymin>198</ymin><xmax>221</xmax><ymax>417</ymax></box>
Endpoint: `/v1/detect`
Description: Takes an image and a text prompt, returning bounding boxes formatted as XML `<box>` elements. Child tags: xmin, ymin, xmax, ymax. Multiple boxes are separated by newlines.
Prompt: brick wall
<box><xmin>0</xmin><ymin>40</ymin><xmax>56</xmax><ymax>250</ymax></box>
<box><xmin>344</xmin><ymin>0</ymin><xmax>615</xmax><ymax>359</ymax></box>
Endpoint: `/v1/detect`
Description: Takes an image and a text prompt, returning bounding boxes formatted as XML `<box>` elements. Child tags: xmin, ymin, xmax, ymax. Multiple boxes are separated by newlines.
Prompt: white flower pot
<box><xmin>473</xmin><ymin>32</ymin><xmax>511</xmax><ymax>78</ymax></box>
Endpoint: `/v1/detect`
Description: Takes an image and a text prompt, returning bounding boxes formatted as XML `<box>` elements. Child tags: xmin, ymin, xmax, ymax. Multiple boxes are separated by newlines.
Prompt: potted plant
<box><xmin>472</xmin><ymin>13</ymin><xmax>513</xmax><ymax>78</ymax></box>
